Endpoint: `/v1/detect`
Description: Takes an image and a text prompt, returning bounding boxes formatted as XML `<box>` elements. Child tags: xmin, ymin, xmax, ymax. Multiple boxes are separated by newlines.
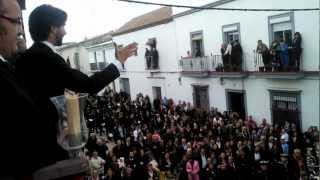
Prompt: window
<box><xmin>96</xmin><ymin>50</ymin><xmax>106</xmax><ymax>69</ymax></box>
<box><xmin>269</xmin><ymin>12</ymin><xmax>294</xmax><ymax>44</ymax></box>
<box><xmin>190</xmin><ymin>31</ymin><xmax>204</xmax><ymax>57</ymax></box>
<box><xmin>222</xmin><ymin>23</ymin><xmax>240</xmax><ymax>44</ymax></box>
<box><xmin>89</xmin><ymin>50</ymin><xmax>107</xmax><ymax>71</ymax></box>
<box><xmin>103</xmin><ymin>50</ymin><xmax>106</xmax><ymax>62</ymax></box>
<box><xmin>270</xmin><ymin>91</ymin><xmax>301</xmax><ymax>130</ymax></box>
<box><xmin>73</xmin><ymin>52</ymin><xmax>80</xmax><ymax>70</ymax></box>
<box><xmin>89</xmin><ymin>51</ymin><xmax>97</xmax><ymax>71</ymax></box>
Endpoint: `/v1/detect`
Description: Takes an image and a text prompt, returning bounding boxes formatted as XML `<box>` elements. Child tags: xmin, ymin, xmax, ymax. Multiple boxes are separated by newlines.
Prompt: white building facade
<box><xmin>58</xmin><ymin>0</ymin><xmax>320</xmax><ymax>130</ymax></box>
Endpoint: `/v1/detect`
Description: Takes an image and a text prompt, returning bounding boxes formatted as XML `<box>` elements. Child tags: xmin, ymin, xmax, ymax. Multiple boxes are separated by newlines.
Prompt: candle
<box><xmin>65</xmin><ymin>91</ymin><xmax>81</xmax><ymax>146</ymax></box>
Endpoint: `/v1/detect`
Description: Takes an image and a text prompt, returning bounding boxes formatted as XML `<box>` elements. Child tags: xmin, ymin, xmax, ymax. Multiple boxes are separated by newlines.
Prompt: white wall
<box><xmin>59</xmin><ymin>45</ymin><xmax>91</xmax><ymax>74</ymax></box>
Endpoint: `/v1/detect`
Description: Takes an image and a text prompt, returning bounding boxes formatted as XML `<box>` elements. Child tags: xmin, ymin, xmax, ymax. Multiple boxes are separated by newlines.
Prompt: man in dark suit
<box><xmin>15</xmin><ymin>4</ymin><xmax>138</xmax><ymax>170</ymax></box>
<box><xmin>0</xmin><ymin>0</ymin><xmax>48</xmax><ymax>177</ymax></box>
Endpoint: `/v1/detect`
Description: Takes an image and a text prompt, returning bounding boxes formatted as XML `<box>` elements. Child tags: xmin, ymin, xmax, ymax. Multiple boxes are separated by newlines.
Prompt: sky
<box><xmin>22</xmin><ymin>0</ymin><xmax>216</xmax><ymax>46</ymax></box>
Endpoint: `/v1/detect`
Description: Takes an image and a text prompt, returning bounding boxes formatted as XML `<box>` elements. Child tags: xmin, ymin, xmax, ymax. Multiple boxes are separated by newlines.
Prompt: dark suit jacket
<box><xmin>0</xmin><ymin>60</ymin><xmax>43</xmax><ymax>176</ymax></box>
<box><xmin>15</xmin><ymin>42</ymin><xmax>120</xmax><ymax>167</ymax></box>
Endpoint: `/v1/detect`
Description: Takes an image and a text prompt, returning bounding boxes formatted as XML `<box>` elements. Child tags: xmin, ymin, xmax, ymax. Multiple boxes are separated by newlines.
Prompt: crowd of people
<box><xmin>83</xmin><ymin>89</ymin><xmax>319</xmax><ymax>180</ymax></box>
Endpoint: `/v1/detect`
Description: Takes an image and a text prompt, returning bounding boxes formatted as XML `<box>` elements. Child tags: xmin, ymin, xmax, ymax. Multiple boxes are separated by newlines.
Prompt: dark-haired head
<box><xmin>29</xmin><ymin>4</ymin><xmax>67</xmax><ymax>45</ymax></box>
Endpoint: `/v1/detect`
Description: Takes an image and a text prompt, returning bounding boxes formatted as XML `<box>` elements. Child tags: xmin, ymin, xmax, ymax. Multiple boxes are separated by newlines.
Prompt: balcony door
<box><xmin>191</xmin><ymin>31</ymin><xmax>204</xmax><ymax>58</ymax></box>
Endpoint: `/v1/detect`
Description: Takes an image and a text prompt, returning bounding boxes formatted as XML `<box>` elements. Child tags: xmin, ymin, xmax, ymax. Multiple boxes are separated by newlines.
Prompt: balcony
<box><xmin>179</xmin><ymin>55</ymin><xmax>248</xmax><ymax>78</ymax></box>
<box><xmin>253</xmin><ymin>51</ymin><xmax>305</xmax><ymax>79</ymax></box>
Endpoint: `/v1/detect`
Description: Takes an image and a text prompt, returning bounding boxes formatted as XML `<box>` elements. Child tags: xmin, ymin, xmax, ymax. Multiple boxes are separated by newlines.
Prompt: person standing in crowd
<box><xmin>186</xmin><ymin>154</ymin><xmax>200</xmax><ymax>180</ymax></box>
<box><xmin>256</xmin><ymin>40</ymin><xmax>270</xmax><ymax>71</ymax></box>
<box><xmin>15</xmin><ymin>4</ymin><xmax>138</xmax><ymax>170</ymax></box>
<box><xmin>199</xmin><ymin>147</ymin><xmax>208</xmax><ymax>179</ymax></box>
<box><xmin>292</xmin><ymin>32</ymin><xmax>302</xmax><ymax>70</ymax></box>
<box><xmin>89</xmin><ymin>151</ymin><xmax>106</xmax><ymax>180</ymax></box>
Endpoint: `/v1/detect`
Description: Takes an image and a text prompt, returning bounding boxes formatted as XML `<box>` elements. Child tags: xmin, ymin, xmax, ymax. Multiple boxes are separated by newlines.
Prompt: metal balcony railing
<box><xmin>253</xmin><ymin>49</ymin><xmax>302</xmax><ymax>72</ymax></box>
<box><xmin>180</xmin><ymin>55</ymin><xmax>245</xmax><ymax>72</ymax></box>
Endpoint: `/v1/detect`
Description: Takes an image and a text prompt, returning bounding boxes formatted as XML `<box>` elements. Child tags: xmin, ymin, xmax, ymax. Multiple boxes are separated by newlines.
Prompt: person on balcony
<box><xmin>145</xmin><ymin>47</ymin><xmax>152</xmax><ymax>69</ymax></box>
<box><xmin>221</xmin><ymin>43</ymin><xmax>229</xmax><ymax>68</ymax></box>
<box><xmin>279</xmin><ymin>38</ymin><xmax>289</xmax><ymax>70</ymax></box>
<box><xmin>292</xmin><ymin>32</ymin><xmax>302</xmax><ymax>71</ymax></box>
<box><xmin>270</xmin><ymin>39</ymin><xmax>281</xmax><ymax>71</ymax></box>
<box><xmin>186</xmin><ymin>51</ymin><xmax>192</xmax><ymax>58</ymax></box>
<box><xmin>150</xmin><ymin>46</ymin><xmax>159</xmax><ymax>69</ymax></box>
<box><xmin>146</xmin><ymin>39</ymin><xmax>159</xmax><ymax>69</ymax></box>
<box><xmin>256</xmin><ymin>40</ymin><xmax>270</xmax><ymax>71</ymax></box>
<box><xmin>232</xmin><ymin>40</ymin><xmax>243</xmax><ymax>71</ymax></box>
<box><xmin>195</xmin><ymin>47</ymin><xmax>201</xmax><ymax>58</ymax></box>
<box><xmin>223</xmin><ymin>41</ymin><xmax>232</xmax><ymax>71</ymax></box>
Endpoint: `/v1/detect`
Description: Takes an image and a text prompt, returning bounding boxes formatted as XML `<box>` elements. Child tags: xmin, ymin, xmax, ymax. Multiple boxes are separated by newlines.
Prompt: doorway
<box><xmin>190</xmin><ymin>31</ymin><xmax>204</xmax><ymax>57</ymax></box>
<box><xmin>193</xmin><ymin>86</ymin><xmax>209</xmax><ymax>110</ymax></box>
<box><xmin>226</xmin><ymin>90</ymin><xmax>246</xmax><ymax>118</ymax></box>
<box><xmin>152</xmin><ymin>86</ymin><xmax>162</xmax><ymax>100</ymax></box>
<box><xmin>119</xmin><ymin>78</ymin><xmax>130</xmax><ymax>96</ymax></box>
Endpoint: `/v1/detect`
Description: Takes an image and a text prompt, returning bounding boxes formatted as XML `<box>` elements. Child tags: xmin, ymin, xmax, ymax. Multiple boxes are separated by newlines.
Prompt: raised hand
<box><xmin>115</xmin><ymin>42</ymin><xmax>138</xmax><ymax>64</ymax></box>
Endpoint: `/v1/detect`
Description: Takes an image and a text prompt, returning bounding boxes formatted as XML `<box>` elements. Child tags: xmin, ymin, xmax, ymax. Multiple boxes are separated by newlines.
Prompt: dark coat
<box><xmin>15</xmin><ymin>42</ymin><xmax>120</xmax><ymax>167</ymax></box>
<box><xmin>0</xmin><ymin>60</ymin><xmax>43</xmax><ymax>175</ymax></box>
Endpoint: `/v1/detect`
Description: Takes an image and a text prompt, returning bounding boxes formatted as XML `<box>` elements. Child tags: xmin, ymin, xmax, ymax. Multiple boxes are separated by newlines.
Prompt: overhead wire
<box><xmin>118</xmin><ymin>0</ymin><xmax>320</xmax><ymax>12</ymax></box>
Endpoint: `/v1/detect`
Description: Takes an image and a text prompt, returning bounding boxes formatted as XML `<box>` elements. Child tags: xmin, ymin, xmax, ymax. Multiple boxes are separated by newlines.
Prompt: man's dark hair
<box><xmin>29</xmin><ymin>4</ymin><xmax>67</xmax><ymax>42</ymax></box>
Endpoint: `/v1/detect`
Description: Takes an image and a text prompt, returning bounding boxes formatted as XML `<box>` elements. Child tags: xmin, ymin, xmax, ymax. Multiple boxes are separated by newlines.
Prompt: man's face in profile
<box><xmin>0</xmin><ymin>0</ymin><xmax>22</xmax><ymax>58</ymax></box>
<box><xmin>54</xmin><ymin>25</ymin><xmax>66</xmax><ymax>46</ymax></box>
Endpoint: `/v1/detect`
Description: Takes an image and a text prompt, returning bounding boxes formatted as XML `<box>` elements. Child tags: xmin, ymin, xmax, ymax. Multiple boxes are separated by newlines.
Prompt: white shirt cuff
<box><xmin>111</xmin><ymin>59</ymin><xmax>124</xmax><ymax>71</ymax></box>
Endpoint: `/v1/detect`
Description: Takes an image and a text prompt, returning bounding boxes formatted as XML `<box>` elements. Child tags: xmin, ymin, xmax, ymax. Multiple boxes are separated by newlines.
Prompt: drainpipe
<box><xmin>318</xmin><ymin>0</ymin><xmax>320</xmax><ymax>131</ymax></box>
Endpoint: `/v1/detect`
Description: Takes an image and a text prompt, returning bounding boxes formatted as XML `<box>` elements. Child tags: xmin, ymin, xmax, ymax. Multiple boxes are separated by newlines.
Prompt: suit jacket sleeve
<box><xmin>49</xmin><ymin>54</ymin><xmax>120</xmax><ymax>94</ymax></box>
<box><xmin>17</xmin><ymin>47</ymin><xmax>120</xmax><ymax>97</ymax></box>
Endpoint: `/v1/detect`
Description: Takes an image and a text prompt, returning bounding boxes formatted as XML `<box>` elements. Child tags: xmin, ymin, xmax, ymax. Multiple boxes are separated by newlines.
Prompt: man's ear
<box><xmin>50</xmin><ymin>26</ymin><xmax>58</xmax><ymax>34</ymax></box>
